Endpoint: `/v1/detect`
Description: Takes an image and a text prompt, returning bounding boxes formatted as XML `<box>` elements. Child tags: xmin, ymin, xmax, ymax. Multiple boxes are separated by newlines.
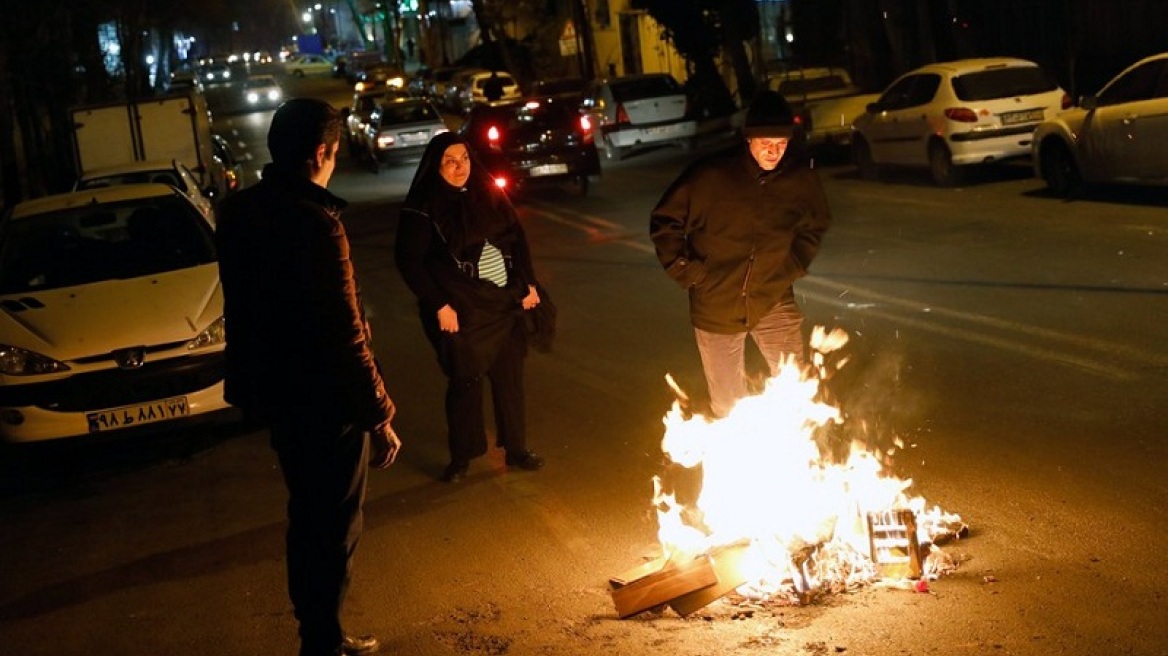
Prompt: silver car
<box><xmin>1032</xmin><ymin>51</ymin><xmax>1168</xmax><ymax>195</ymax></box>
<box><xmin>581</xmin><ymin>73</ymin><xmax>698</xmax><ymax>161</ymax></box>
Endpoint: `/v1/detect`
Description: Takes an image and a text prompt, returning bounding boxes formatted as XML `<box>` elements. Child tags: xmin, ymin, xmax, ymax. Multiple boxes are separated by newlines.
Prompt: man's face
<box><xmin>748</xmin><ymin>137</ymin><xmax>789</xmax><ymax>171</ymax></box>
<box><xmin>439</xmin><ymin>143</ymin><xmax>471</xmax><ymax>188</ymax></box>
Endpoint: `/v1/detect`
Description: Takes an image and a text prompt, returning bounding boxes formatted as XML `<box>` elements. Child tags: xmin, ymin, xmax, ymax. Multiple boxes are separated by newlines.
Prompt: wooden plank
<box><xmin>609</xmin><ymin>556</ymin><xmax>670</xmax><ymax>589</ymax></box>
<box><xmin>610</xmin><ymin>555</ymin><xmax>718</xmax><ymax>619</ymax></box>
<box><xmin>668</xmin><ymin>543</ymin><xmax>752</xmax><ymax>616</ymax></box>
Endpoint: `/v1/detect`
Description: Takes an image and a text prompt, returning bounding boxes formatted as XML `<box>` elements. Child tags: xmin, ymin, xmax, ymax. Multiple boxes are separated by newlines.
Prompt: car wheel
<box><xmin>1040</xmin><ymin>140</ymin><xmax>1081</xmax><ymax>197</ymax></box>
<box><xmin>928</xmin><ymin>141</ymin><xmax>961</xmax><ymax>186</ymax></box>
<box><xmin>293</xmin><ymin>70</ymin><xmax>305</xmax><ymax>78</ymax></box>
<box><xmin>852</xmin><ymin>137</ymin><xmax>879</xmax><ymax>181</ymax></box>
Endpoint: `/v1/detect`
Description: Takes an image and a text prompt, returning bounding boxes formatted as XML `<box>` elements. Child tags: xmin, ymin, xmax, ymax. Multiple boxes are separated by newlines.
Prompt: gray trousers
<box><xmin>694</xmin><ymin>290</ymin><xmax>805</xmax><ymax>418</ymax></box>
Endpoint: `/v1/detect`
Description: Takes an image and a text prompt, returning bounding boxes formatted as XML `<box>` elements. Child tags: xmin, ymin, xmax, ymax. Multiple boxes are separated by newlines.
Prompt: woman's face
<box><xmin>439</xmin><ymin>143</ymin><xmax>471</xmax><ymax>188</ymax></box>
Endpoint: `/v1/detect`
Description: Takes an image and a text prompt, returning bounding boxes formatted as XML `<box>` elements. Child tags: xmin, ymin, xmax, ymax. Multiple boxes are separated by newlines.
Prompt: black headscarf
<box><xmin>403</xmin><ymin>131</ymin><xmax>517</xmax><ymax>253</ymax></box>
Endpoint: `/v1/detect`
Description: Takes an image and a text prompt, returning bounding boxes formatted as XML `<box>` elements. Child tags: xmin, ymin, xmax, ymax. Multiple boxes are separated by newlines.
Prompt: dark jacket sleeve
<box><xmin>395</xmin><ymin>206</ymin><xmax>453</xmax><ymax>315</ymax></box>
<box><xmin>303</xmin><ymin>205</ymin><xmax>394</xmax><ymax>430</ymax></box>
<box><xmin>649</xmin><ymin>165</ymin><xmax>708</xmax><ymax>289</ymax></box>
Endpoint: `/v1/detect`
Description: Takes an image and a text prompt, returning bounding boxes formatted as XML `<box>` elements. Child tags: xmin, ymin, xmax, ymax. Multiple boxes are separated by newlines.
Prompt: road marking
<box><xmin>523</xmin><ymin>200</ymin><xmax>1155</xmax><ymax>380</ymax></box>
<box><xmin>802</xmin><ymin>278</ymin><xmax>1162</xmax><ymax>380</ymax></box>
<box><xmin>524</xmin><ymin>201</ymin><xmax>655</xmax><ymax>254</ymax></box>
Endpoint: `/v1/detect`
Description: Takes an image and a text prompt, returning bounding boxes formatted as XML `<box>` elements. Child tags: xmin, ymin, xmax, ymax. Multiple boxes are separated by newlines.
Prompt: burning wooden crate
<box><xmin>866</xmin><ymin>509</ymin><xmax>922</xmax><ymax>579</ymax></box>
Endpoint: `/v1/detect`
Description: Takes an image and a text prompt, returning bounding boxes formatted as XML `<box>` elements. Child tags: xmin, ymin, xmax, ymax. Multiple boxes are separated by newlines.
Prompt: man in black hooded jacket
<box><xmin>650</xmin><ymin>90</ymin><xmax>832</xmax><ymax>418</ymax></box>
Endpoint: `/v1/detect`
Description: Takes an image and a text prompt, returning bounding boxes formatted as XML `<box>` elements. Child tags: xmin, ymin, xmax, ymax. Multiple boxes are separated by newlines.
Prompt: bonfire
<box><xmin>611</xmin><ymin>327</ymin><xmax>967</xmax><ymax>618</ymax></box>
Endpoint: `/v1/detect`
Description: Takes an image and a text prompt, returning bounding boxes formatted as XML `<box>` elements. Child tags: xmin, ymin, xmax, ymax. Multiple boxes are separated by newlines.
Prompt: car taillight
<box><xmin>493</xmin><ymin>175</ymin><xmax>508</xmax><ymax>189</ymax></box>
<box><xmin>579</xmin><ymin>114</ymin><xmax>593</xmax><ymax>144</ymax></box>
<box><xmin>487</xmin><ymin>124</ymin><xmax>501</xmax><ymax>151</ymax></box>
<box><xmin>615</xmin><ymin>103</ymin><xmax>630</xmax><ymax>125</ymax></box>
<box><xmin>1060</xmin><ymin>93</ymin><xmax>1072</xmax><ymax>110</ymax></box>
<box><xmin>943</xmin><ymin>107</ymin><xmax>979</xmax><ymax>123</ymax></box>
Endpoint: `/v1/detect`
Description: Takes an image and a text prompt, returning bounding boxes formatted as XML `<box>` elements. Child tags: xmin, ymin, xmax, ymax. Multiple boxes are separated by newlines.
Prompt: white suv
<box><xmin>851</xmin><ymin>57</ymin><xmax>1070</xmax><ymax>185</ymax></box>
<box><xmin>1032</xmin><ymin>52</ymin><xmax>1168</xmax><ymax>195</ymax></box>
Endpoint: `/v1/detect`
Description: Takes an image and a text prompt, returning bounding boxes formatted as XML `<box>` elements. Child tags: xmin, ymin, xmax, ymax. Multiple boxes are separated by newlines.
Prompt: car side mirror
<box><xmin>1079</xmin><ymin>95</ymin><xmax>1098</xmax><ymax>111</ymax></box>
<box><xmin>866</xmin><ymin>101</ymin><xmax>883</xmax><ymax>113</ymax></box>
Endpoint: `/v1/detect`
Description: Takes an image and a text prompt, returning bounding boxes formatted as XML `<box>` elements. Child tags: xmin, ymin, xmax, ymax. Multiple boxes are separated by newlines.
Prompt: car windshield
<box><xmin>951</xmin><ymin>66</ymin><xmax>1057</xmax><ymax>101</ymax></box>
<box><xmin>379</xmin><ymin>102</ymin><xmax>438</xmax><ymax>124</ymax></box>
<box><xmin>513</xmin><ymin>101</ymin><xmax>578</xmax><ymax>127</ymax></box>
<box><xmin>610</xmin><ymin>76</ymin><xmax>682</xmax><ymax>102</ymax></box>
<box><xmin>775</xmin><ymin>75</ymin><xmax>851</xmax><ymax>96</ymax></box>
<box><xmin>0</xmin><ymin>194</ymin><xmax>216</xmax><ymax>294</ymax></box>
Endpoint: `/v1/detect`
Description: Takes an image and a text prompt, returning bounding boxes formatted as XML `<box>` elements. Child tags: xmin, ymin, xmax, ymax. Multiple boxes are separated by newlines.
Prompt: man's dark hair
<box><xmin>267</xmin><ymin>98</ymin><xmax>342</xmax><ymax>169</ymax></box>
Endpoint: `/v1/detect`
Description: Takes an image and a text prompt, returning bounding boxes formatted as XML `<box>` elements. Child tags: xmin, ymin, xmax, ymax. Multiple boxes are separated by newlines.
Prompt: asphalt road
<box><xmin>1</xmin><ymin>73</ymin><xmax>1166</xmax><ymax>656</ymax></box>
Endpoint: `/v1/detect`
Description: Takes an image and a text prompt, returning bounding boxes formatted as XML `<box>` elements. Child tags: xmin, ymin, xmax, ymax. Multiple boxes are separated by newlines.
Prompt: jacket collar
<box><xmin>260</xmin><ymin>163</ymin><xmax>349</xmax><ymax>212</ymax></box>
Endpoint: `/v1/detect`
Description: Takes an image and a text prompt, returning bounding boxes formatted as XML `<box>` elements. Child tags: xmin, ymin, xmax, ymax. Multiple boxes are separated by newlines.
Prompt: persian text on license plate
<box><xmin>399</xmin><ymin>131</ymin><xmax>428</xmax><ymax>145</ymax></box>
<box><xmin>1000</xmin><ymin>108</ymin><xmax>1045</xmax><ymax>126</ymax></box>
<box><xmin>86</xmin><ymin>397</ymin><xmax>190</xmax><ymax>433</ymax></box>
<box><xmin>530</xmin><ymin>163</ymin><xmax>569</xmax><ymax>177</ymax></box>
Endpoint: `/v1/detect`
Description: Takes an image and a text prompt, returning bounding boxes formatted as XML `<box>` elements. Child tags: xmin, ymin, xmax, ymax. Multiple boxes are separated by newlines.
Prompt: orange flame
<box><xmin>654</xmin><ymin>327</ymin><xmax>961</xmax><ymax>601</ymax></box>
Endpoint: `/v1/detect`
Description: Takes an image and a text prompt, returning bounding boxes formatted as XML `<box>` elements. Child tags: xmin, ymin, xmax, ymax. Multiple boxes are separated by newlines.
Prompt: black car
<box><xmin>459</xmin><ymin>97</ymin><xmax>601</xmax><ymax>197</ymax></box>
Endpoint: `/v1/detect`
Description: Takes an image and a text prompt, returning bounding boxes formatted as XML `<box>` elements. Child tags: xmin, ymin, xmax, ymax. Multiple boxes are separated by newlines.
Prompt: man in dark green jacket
<box><xmin>650</xmin><ymin>90</ymin><xmax>832</xmax><ymax>418</ymax></box>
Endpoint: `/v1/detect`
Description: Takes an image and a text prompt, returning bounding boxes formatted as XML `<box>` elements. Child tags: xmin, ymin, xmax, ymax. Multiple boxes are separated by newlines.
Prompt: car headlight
<box><xmin>186</xmin><ymin>316</ymin><xmax>226</xmax><ymax>351</ymax></box>
<box><xmin>0</xmin><ymin>344</ymin><xmax>71</xmax><ymax>375</ymax></box>
<box><xmin>247</xmin><ymin>92</ymin><xmax>259</xmax><ymax>103</ymax></box>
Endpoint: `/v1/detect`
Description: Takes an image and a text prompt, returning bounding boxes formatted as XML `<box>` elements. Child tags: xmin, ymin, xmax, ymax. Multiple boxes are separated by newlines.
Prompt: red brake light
<box><xmin>1060</xmin><ymin>93</ymin><xmax>1072</xmax><ymax>110</ymax></box>
<box><xmin>493</xmin><ymin>175</ymin><xmax>508</xmax><ymax>189</ymax></box>
<box><xmin>579</xmin><ymin>114</ymin><xmax>593</xmax><ymax>144</ymax></box>
<box><xmin>943</xmin><ymin>107</ymin><xmax>978</xmax><ymax>123</ymax></box>
<box><xmin>615</xmin><ymin>103</ymin><xmax>630</xmax><ymax>125</ymax></box>
<box><xmin>487</xmin><ymin>125</ymin><xmax>500</xmax><ymax>142</ymax></box>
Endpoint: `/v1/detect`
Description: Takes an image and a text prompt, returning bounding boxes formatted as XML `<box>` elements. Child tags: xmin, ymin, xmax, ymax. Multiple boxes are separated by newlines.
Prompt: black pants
<box><xmin>445</xmin><ymin>320</ymin><xmax>528</xmax><ymax>464</ymax></box>
<box><xmin>270</xmin><ymin>418</ymin><xmax>369</xmax><ymax>656</ymax></box>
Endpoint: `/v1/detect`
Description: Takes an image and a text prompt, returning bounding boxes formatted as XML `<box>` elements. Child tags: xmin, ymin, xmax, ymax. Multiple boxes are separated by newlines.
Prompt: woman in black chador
<box><xmin>396</xmin><ymin>132</ymin><xmax>545</xmax><ymax>482</ymax></box>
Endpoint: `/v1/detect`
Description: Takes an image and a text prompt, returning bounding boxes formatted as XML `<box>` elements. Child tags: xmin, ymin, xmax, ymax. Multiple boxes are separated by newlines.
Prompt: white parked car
<box><xmin>765</xmin><ymin>66</ymin><xmax>880</xmax><ymax>148</ymax></box>
<box><xmin>283</xmin><ymin>54</ymin><xmax>334</xmax><ymax>77</ymax></box>
<box><xmin>74</xmin><ymin>160</ymin><xmax>214</xmax><ymax>224</ymax></box>
<box><xmin>0</xmin><ymin>184</ymin><xmax>231</xmax><ymax>443</ymax></box>
<box><xmin>1032</xmin><ymin>51</ymin><xmax>1168</xmax><ymax>195</ymax></box>
<box><xmin>456</xmin><ymin>70</ymin><xmax>522</xmax><ymax>112</ymax></box>
<box><xmin>581</xmin><ymin>73</ymin><xmax>698</xmax><ymax>161</ymax></box>
<box><xmin>851</xmin><ymin>57</ymin><xmax>1071</xmax><ymax>185</ymax></box>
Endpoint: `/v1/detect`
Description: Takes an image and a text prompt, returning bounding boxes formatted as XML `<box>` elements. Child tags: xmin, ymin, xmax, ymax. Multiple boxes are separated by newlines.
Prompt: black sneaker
<box><xmin>440</xmin><ymin>461</ymin><xmax>469</xmax><ymax>483</ymax></box>
<box><xmin>505</xmin><ymin>450</ymin><xmax>545</xmax><ymax>471</ymax></box>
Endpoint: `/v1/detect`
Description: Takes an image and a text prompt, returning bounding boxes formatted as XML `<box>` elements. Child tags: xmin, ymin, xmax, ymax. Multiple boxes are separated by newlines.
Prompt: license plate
<box><xmin>86</xmin><ymin>396</ymin><xmax>190</xmax><ymax>433</ymax></box>
<box><xmin>399</xmin><ymin>131</ymin><xmax>428</xmax><ymax>145</ymax></box>
<box><xmin>1000</xmin><ymin>108</ymin><xmax>1044</xmax><ymax>125</ymax></box>
<box><xmin>530</xmin><ymin>163</ymin><xmax>569</xmax><ymax>177</ymax></box>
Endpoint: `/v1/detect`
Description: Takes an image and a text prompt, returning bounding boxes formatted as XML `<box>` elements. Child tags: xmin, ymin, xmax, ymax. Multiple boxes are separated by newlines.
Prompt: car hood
<box><xmin>0</xmin><ymin>264</ymin><xmax>222</xmax><ymax>360</ymax></box>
